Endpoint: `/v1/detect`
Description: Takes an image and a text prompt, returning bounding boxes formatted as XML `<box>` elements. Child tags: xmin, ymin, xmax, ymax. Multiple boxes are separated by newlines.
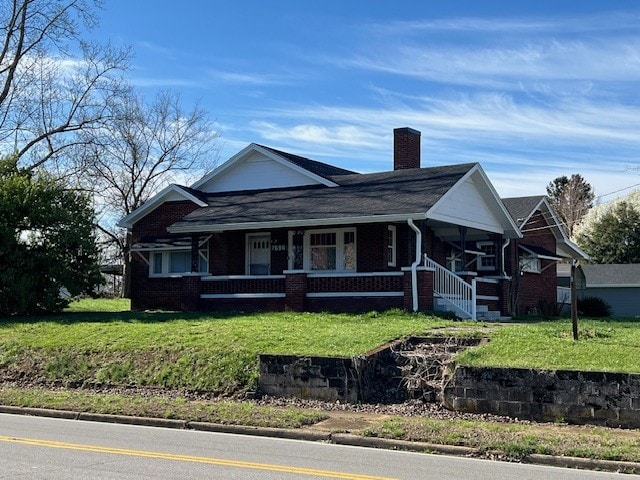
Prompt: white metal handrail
<box><xmin>423</xmin><ymin>254</ymin><xmax>476</xmax><ymax>320</ymax></box>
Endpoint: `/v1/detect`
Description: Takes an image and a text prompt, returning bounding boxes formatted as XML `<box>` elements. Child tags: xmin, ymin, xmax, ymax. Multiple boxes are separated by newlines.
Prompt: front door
<box><xmin>248</xmin><ymin>234</ymin><xmax>271</xmax><ymax>275</ymax></box>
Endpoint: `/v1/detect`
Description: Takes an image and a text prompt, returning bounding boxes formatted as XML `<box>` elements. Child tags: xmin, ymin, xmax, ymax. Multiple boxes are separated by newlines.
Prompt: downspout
<box><xmin>407</xmin><ymin>218</ymin><xmax>422</xmax><ymax>312</ymax></box>
<box><xmin>501</xmin><ymin>238</ymin><xmax>511</xmax><ymax>277</ymax></box>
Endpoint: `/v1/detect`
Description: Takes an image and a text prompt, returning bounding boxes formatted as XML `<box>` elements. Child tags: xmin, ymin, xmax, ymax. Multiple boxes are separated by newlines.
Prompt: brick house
<box><xmin>119</xmin><ymin>127</ymin><xmax>585</xmax><ymax>318</ymax></box>
<box><xmin>502</xmin><ymin>196</ymin><xmax>588</xmax><ymax>315</ymax></box>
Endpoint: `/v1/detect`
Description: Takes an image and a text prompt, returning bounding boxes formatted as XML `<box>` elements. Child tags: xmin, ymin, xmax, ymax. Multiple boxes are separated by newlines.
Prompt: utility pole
<box><xmin>571</xmin><ymin>260</ymin><xmax>579</xmax><ymax>341</ymax></box>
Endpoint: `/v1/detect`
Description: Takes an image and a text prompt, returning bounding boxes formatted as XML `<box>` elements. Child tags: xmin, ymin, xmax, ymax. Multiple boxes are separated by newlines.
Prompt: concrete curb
<box><xmin>2</xmin><ymin>405</ymin><xmax>639</xmax><ymax>475</ymax></box>
<box><xmin>331</xmin><ymin>433</ymin><xmax>477</xmax><ymax>456</ymax></box>
<box><xmin>188</xmin><ymin>421</ymin><xmax>331</xmax><ymax>442</ymax></box>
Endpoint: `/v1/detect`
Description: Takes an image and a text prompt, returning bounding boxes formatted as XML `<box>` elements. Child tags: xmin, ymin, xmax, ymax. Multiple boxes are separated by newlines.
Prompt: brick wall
<box><xmin>307</xmin><ymin>275</ymin><xmax>402</xmax><ymax>293</ymax></box>
<box><xmin>356</xmin><ymin>224</ymin><xmax>386</xmax><ymax>272</ymax></box>
<box><xmin>202</xmin><ymin>277</ymin><xmax>285</xmax><ymax>295</ymax></box>
<box><xmin>513</xmin><ymin>209</ymin><xmax>558</xmax><ymax>314</ymax></box>
<box><xmin>131</xmin><ymin>201</ymin><xmax>200</xmax><ymax>242</ymax></box>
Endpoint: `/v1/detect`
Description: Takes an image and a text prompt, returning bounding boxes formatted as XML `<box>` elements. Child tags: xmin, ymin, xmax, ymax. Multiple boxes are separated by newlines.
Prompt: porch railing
<box><xmin>423</xmin><ymin>254</ymin><xmax>476</xmax><ymax>320</ymax></box>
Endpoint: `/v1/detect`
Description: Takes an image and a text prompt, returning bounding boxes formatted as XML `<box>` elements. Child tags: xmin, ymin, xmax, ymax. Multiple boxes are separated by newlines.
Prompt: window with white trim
<box><xmin>387</xmin><ymin>226</ymin><xmax>396</xmax><ymax>267</ymax></box>
<box><xmin>150</xmin><ymin>246</ymin><xmax>209</xmax><ymax>276</ymax></box>
<box><xmin>296</xmin><ymin>227</ymin><xmax>356</xmax><ymax>272</ymax></box>
<box><xmin>519</xmin><ymin>255</ymin><xmax>541</xmax><ymax>274</ymax></box>
<box><xmin>476</xmin><ymin>241</ymin><xmax>497</xmax><ymax>271</ymax></box>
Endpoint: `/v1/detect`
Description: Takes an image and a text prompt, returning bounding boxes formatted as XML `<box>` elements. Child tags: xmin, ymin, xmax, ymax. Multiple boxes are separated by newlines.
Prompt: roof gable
<box><xmin>118</xmin><ymin>184</ymin><xmax>208</xmax><ymax>229</ymax></box>
<box><xmin>428</xmin><ymin>165</ymin><xmax>521</xmax><ymax>238</ymax></box>
<box><xmin>191</xmin><ymin>144</ymin><xmax>347</xmax><ymax>193</ymax></box>
<box><xmin>502</xmin><ymin>195</ymin><xmax>588</xmax><ymax>260</ymax></box>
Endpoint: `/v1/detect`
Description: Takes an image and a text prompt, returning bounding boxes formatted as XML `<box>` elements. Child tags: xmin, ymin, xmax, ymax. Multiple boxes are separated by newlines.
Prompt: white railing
<box><xmin>423</xmin><ymin>255</ymin><xmax>476</xmax><ymax>320</ymax></box>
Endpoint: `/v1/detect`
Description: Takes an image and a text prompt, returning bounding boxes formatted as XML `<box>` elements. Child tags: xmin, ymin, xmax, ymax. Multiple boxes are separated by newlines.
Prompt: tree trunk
<box><xmin>121</xmin><ymin>231</ymin><xmax>132</xmax><ymax>299</ymax></box>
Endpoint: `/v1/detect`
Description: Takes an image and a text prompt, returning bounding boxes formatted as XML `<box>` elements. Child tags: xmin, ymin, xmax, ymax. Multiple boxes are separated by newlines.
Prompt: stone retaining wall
<box><xmin>443</xmin><ymin>366</ymin><xmax>640</xmax><ymax>428</ymax></box>
<box><xmin>258</xmin><ymin>337</ymin><xmax>481</xmax><ymax>404</ymax></box>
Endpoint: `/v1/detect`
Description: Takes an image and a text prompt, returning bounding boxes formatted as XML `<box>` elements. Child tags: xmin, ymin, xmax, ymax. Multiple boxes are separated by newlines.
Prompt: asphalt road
<box><xmin>0</xmin><ymin>413</ymin><xmax>637</xmax><ymax>480</ymax></box>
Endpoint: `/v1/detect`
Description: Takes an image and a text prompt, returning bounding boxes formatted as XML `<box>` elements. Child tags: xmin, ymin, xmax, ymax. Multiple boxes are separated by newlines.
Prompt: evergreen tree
<box><xmin>0</xmin><ymin>156</ymin><xmax>103</xmax><ymax>315</ymax></box>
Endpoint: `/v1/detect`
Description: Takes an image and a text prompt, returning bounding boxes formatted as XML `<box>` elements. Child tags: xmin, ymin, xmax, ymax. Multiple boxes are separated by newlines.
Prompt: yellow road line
<box><xmin>0</xmin><ymin>435</ymin><xmax>398</xmax><ymax>480</ymax></box>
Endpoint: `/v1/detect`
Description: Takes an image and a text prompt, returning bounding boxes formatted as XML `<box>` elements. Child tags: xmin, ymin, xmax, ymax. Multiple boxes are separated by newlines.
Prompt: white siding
<box><xmin>199</xmin><ymin>152</ymin><xmax>322</xmax><ymax>193</ymax></box>
<box><xmin>428</xmin><ymin>173</ymin><xmax>505</xmax><ymax>233</ymax></box>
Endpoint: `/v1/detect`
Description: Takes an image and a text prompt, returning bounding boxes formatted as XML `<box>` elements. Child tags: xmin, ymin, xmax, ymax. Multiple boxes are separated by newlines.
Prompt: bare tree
<box><xmin>546</xmin><ymin>174</ymin><xmax>595</xmax><ymax>237</ymax></box>
<box><xmin>80</xmin><ymin>88</ymin><xmax>219</xmax><ymax>297</ymax></box>
<box><xmin>0</xmin><ymin>0</ymin><xmax>128</xmax><ymax>170</ymax></box>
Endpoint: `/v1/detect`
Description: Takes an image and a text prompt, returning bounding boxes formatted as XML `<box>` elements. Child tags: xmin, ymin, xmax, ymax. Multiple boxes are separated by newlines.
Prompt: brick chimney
<box><xmin>393</xmin><ymin>127</ymin><xmax>421</xmax><ymax>170</ymax></box>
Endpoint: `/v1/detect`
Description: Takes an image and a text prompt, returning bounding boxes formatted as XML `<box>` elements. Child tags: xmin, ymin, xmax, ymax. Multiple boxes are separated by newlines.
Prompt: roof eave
<box><xmin>167</xmin><ymin>212</ymin><xmax>428</xmax><ymax>234</ymax></box>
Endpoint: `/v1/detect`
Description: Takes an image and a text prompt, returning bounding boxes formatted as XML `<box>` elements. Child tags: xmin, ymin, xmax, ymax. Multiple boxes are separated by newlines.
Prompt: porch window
<box><xmin>520</xmin><ymin>255</ymin><xmax>541</xmax><ymax>274</ymax></box>
<box><xmin>302</xmin><ymin>227</ymin><xmax>356</xmax><ymax>272</ymax></box>
<box><xmin>310</xmin><ymin>232</ymin><xmax>336</xmax><ymax>270</ymax></box>
<box><xmin>387</xmin><ymin>226</ymin><xmax>396</xmax><ymax>267</ymax></box>
<box><xmin>476</xmin><ymin>241</ymin><xmax>497</xmax><ymax>271</ymax></box>
<box><xmin>150</xmin><ymin>245</ymin><xmax>209</xmax><ymax>276</ymax></box>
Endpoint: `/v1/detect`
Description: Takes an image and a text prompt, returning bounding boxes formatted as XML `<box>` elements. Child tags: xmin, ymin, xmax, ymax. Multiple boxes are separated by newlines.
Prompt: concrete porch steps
<box><xmin>434</xmin><ymin>298</ymin><xmax>508</xmax><ymax>321</ymax></box>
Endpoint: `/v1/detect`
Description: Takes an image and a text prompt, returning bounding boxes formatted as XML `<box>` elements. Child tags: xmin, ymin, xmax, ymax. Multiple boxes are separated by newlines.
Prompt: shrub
<box><xmin>577</xmin><ymin>296</ymin><xmax>612</xmax><ymax>317</ymax></box>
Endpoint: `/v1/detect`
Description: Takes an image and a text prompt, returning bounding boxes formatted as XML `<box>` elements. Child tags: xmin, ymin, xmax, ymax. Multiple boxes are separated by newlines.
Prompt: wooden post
<box><xmin>571</xmin><ymin>260</ymin><xmax>579</xmax><ymax>341</ymax></box>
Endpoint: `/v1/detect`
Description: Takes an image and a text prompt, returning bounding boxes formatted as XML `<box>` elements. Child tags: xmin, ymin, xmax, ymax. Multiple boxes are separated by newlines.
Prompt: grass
<box><xmin>0</xmin><ymin>299</ymin><xmax>452</xmax><ymax>394</ymax></box>
<box><xmin>363</xmin><ymin>417</ymin><xmax>640</xmax><ymax>463</ymax></box>
<box><xmin>456</xmin><ymin>319</ymin><xmax>640</xmax><ymax>373</ymax></box>
<box><xmin>0</xmin><ymin>386</ymin><xmax>326</xmax><ymax>428</ymax></box>
<box><xmin>2</xmin><ymin>298</ymin><xmax>640</xmax><ymax>465</ymax></box>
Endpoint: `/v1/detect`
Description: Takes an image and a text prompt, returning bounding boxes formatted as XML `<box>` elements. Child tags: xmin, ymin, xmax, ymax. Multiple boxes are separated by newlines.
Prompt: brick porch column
<box><xmin>181</xmin><ymin>273</ymin><xmax>201</xmax><ymax>311</ymax></box>
<box><xmin>285</xmin><ymin>272</ymin><xmax>307</xmax><ymax>311</ymax></box>
<box><xmin>403</xmin><ymin>267</ymin><xmax>434</xmax><ymax>312</ymax></box>
<box><xmin>499</xmin><ymin>278</ymin><xmax>511</xmax><ymax>316</ymax></box>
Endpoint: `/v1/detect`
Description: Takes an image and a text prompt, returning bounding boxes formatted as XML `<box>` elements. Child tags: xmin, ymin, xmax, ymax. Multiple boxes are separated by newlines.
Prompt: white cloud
<box><xmin>208</xmin><ymin>70</ymin><xmax>292</xmax><ymax>86</ymax></box>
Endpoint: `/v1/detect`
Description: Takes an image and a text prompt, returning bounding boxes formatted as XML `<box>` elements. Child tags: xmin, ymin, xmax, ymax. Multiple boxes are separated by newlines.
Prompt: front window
<box><xmin>295</xmin><ymin>227</ymin><xmax>356</xmax><ymax>272</ymax></box>
<box><xmin>310</xmin><ymin>232</ymin><xmax>337</xmax><ymax>270</ymax></box>
<box><xmin>476</xmin><ymin>241</ymin><xmax>497</xmax><ymax>271</ymax></box>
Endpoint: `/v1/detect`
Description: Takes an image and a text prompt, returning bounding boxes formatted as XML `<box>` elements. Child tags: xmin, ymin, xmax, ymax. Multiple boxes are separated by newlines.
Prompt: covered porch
<box><xmin>131</xmin><ymin>217</ymin><xmax>514</xmax><ymax>319</ymax></box>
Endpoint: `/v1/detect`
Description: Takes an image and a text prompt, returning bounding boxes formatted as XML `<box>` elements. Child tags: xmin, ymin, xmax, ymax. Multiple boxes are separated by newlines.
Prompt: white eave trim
<box><xmin>118</xmin><ymin>184</ymin><xmax>207</xmax><ymax>229</ymax></box>
<box><xmin>191</xmin><ymin>143</ymin><xmax>339</xmax><ymax>190</ymax></box>
<box><xmin>168</xmin><ymin>213</ymin><xmax>427</xmax><ymax>234</ymax></box>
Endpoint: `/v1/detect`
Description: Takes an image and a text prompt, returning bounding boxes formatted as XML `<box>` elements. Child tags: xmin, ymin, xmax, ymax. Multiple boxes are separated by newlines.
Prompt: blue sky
<box><xmin>94</xmin><ymin>1</ymin><xmax>640</xmax><ymax>200</ymax></box>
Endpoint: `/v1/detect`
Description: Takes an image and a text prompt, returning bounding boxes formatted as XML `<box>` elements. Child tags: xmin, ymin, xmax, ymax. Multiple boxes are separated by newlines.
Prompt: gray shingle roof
<box><xmin>258</xmin><ymin>145</ymin><xmax>357</xmax><ymax>178</ymax></box>
<box><xmin>501</xmin><ymin>196</ymin><xmax>545</xmax><ymax>227</ymax></box>
<box><xmin>582</xmin><ymin>264</ymin><xmax>640</xmax><ymax>287</ymax></box>
<box><xmin>170</xmin><ymin>163</ymin><xmax>476</xmax><ymax>231</ymax></box>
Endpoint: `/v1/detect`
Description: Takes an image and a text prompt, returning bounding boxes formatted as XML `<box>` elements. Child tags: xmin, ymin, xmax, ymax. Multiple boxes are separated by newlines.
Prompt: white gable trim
<box><xmin>427</xmin><ymin>164</ymin><xmax>522</xmax><ymax>238</ymax></box>
<box><xmin>191</xmin><ymin>143</ymin><xmax>338</xmax><ymax>191</ymax></box>
<box><xmin>118</xmin><ymin>184</ymin><xmax>207</xmax><ymax>229</ymax></box>
<box><xmin>521</xmin><ymin>197</ymin><xmax>589</xmax><ymax>260</ymax></box>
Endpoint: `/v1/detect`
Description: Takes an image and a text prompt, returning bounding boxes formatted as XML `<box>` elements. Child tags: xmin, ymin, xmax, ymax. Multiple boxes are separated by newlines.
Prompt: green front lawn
<box><xmin>0</xmin><ymin>300</ymin><xmax>452</xmax><ymax>394</ymax></box>
<box><xmin>1</xmin><ymin>298</ymin><xmax>638</xmax><ymax>397</ymax></box>
<box><xmin>456</xmin><ymin>320</ymin><xmax>640</xmax><ymax>373</ymax></box>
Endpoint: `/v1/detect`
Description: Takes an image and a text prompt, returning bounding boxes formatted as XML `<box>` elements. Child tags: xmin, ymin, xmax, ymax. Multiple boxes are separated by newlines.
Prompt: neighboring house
<box><xmin>580</xmin><ymin>264</ymin><xmax>640</xmax><ymax>318</ymax></box>
<box><xmin>119</xmin><ymin>127</ymin><xmax>578</xmax><ymax>319</ymax></box>
<box><xmin>501</xmin><ymin>196</ymin><xmax>588</xmax><ymax>315</ymax></box>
